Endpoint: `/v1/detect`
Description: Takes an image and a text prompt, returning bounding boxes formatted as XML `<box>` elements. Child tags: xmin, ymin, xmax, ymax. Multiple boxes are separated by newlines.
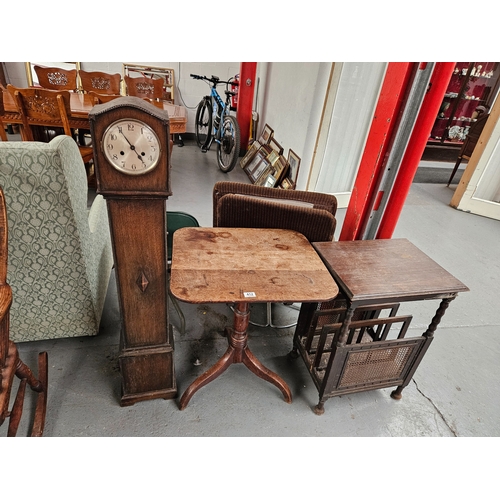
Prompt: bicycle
<box><xmin>190</xmin><ymin>73</ymin><xmax>241</xmax><ymax>172</ymax></box>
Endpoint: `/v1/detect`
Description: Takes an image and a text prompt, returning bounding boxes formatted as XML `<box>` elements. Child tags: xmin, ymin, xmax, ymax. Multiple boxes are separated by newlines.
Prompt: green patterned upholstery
<box><xmin>0</xmin><ymin>136</ymin><xmax>114</xmax><ymax>342</ymax></box>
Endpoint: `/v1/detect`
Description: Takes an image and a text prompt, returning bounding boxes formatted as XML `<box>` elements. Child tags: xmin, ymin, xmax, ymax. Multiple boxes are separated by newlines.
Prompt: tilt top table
<box><xmin>170</xmin><ymin>227</ymin><xmax>339</xmax><ymax>410</ymax></box>
<box><xmin>292</xmin><ymin>238</ymin><xmax>469</xmax><ymax>415</ymax></box>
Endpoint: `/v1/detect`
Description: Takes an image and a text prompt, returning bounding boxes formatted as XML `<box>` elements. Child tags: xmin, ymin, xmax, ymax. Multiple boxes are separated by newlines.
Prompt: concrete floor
<box><xmin>2</xmin><ymin>140</ymin><xmax>499</xmax><ymax>440</ymax></box>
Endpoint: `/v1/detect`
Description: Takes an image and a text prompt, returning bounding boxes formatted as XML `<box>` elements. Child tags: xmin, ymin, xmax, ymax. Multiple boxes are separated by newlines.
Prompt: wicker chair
<box><xmin>213</xmin><ymin>181</ymin><xmax>338</xmax><ymax>328</ymax></box>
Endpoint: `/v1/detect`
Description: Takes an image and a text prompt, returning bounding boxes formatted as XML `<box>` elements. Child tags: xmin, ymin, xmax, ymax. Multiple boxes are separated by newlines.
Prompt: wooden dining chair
<box><xmin>0</xmin><ymin>88</ymin><xmax>8</xmax><ymax>141</ymax></box>
<box><xmin>7</xmin><ymin>85</ymin><xmax>93</xmax><ymax>165</ymax></box>
<box><xmin>167</xmin><ymin>211</ymin><xmax>200</xmax><ymax>336</ymax></box>
<box><xmin>88</xmin><ymin>91</ymin><xmax>122</xmax><ymax>104</ymax></box>
<box><xmin>0</xmin><ymin>185</ymin><xmax>48</xmax><ymax>437</ymax></box>
<box><xmin>79</xmin><ymin>70</ymin><xmax>121</xmax><ymax>95</ymax></box>
<box><xmin>124</xmin><ymin>75</ymin><xmax>164</xmax><ymax>100</ymax></box>
<box><xmin>33</xmin><ymin>65</ymin><xmax>78</xmax><ymax>91</ymax></box>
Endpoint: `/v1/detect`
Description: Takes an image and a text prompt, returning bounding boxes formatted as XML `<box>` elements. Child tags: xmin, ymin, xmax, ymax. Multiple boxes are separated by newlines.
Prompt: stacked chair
<box><xmin>212</xmin><ymin>181</ymin><xmax>338</xmax><ymax>328</ymax></box>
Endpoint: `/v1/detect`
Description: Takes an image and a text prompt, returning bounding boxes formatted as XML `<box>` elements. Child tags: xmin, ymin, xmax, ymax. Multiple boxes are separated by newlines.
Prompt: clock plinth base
<box><xmin>118</xmin><ymin>329</ymin><xmax>177</xmax><ymax>407</ymax></box>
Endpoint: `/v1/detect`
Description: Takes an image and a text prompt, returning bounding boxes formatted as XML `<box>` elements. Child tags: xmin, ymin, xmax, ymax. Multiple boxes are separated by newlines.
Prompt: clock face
<box><xmin>102</xmin><ymin>118</ymin><xmax>161</xmax><ymax>175</ymax></box>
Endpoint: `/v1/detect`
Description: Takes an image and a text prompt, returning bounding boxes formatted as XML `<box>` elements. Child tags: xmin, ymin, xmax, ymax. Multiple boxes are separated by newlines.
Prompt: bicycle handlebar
<box><xmin>190</xmin><ymin>73</ymin><xmax>238</xmax><ymax>86</ymax></box>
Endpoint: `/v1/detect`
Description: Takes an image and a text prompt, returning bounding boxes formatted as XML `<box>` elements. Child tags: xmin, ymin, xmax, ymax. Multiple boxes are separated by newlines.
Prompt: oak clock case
<box><xmin>89</xmin><ymin>97</ymin><xmax>175</xmax><ymax>406</ymax></box>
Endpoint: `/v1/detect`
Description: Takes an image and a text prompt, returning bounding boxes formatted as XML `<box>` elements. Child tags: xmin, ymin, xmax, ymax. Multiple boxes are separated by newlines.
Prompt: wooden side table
<box><xmin>170</xmin><ymin>227</ymin><xmax>339</xmax><ymax>410</ymax></box>
<box><xmin>291</xmin><ymin>238</ymin><xmax>469</xmax><ymax>415</ymax></box>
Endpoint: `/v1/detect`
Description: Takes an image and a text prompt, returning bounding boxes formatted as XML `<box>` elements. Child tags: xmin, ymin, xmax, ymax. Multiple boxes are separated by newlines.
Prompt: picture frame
<box><xmin>252</xmin><ymin>158</ymin><xmax>270</xmax><ymax>183</ymax></box>
<box><xmin>245</xmin><ymin>149</ymin><xmax>267</xmax><ymax>179</ymax></box>
<box><xmin>255</xmin><ymin>164</ymin><xmax>274</xmax><ymax>186</ymax></box>
<box><xmin>287</xmin><ymin>149</ymin><xmax>301</xmax><ymax>184</ymax></box>
<box><xmin>266</xmin><ymin>149</ymin><xmax>280</xmax><ymax>166</ymax></box>
<box><xmin>269</xmin><ymin>137</ymin><xmax>284</xmax><ymax>155</ymax></box>
<box><xmin>274</xmin><ymin>156</ymin><xmax>289</xmax><ymax>185</ymax></box>
<box><xmin>263</xmin><ymin>173</ymin><xmax>277</xmax><ymax>188</ymax></box>
<box><xmin>258</xmin><ymin>124</ymin><xmax>274</xmax><ymax>145</ymax></box>
<box><xmin>240</xmin><ymin>141</ymin><xmax>260</xmax><ymax>169</ymax></box>
<box><xmin>280</xmin><ymin>177</ymin><xmax>295</xmax><ymax>190</ymax></box>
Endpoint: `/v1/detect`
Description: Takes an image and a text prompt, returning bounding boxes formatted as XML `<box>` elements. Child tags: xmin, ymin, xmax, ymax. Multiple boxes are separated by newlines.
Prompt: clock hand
<box><xmin>119</xmin><ymin>129</ymin><xmax>146</xmax><ymax>165</ymax></box>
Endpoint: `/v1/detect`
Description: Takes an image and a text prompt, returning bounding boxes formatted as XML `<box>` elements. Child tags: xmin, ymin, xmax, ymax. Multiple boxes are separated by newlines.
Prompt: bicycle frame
<box><xmin>205</xmin><ymin>83</ymin><xmax>232</xmax><ymax>150</ymax></box>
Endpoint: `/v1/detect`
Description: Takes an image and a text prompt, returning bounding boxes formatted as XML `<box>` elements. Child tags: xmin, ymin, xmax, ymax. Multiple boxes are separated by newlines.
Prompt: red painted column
<box><xmin>236</xmin><ymin>62</ymin><xmax>257</xmax><ymax>153</ymax></box>
<box><xmin>376</xmin><ymin>62</ymin><xmax>455</xmax><ymax>239</ymax></box>
<box><xmin>339</xmin><ymin>63</ymin><xmax>414</xmax><ymax>241</ymax></box>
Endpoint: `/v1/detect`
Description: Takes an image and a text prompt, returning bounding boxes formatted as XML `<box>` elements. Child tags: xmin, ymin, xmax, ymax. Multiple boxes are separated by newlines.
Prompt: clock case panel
<box><xmin>107</xmin><ymin>195</ymin><xmax>176</xmax><ymax>406</ymax></box>
<box><xmin>89</xmin><ymin>96</ymin><xmax>172</xmax><ymax>197</ymax></box>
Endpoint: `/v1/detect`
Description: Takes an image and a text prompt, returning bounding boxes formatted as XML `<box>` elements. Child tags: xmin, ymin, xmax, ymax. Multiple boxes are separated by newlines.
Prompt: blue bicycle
<box><xmin>190</xmin><ymin>73</ymin><xmax>240</xmax><ymax>172</ymax></box>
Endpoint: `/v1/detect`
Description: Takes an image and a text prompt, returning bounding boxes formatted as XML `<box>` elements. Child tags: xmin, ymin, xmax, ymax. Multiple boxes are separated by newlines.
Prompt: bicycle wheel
<box><xmin>195</xmin><ymin>98</ymin><xmax>212</xmax><ymax>149</ymax></box>
<box><xmin>217</xmin><ymin>115</ymin><xmax>240</xmax><ymax>173</ymax></box>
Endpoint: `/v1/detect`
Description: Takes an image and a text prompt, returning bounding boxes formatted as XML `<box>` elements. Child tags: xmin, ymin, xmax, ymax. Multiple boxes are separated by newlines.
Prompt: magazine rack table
<box><xmin>291</xmin><ymin>238</ymin><xmax>469</xmax><ymax>415</ymax></box>
<box><xmin>170</xmin><ymin>227</ymin><xmax>339</xmax><ymax>410</ymax></box>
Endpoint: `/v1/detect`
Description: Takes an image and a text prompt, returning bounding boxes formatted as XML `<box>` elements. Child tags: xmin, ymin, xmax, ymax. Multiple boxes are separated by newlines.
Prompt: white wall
<box><xmin>255</xmin><ymin>62</ymin><xmax>332</xmax><ymax>190</ymax></box>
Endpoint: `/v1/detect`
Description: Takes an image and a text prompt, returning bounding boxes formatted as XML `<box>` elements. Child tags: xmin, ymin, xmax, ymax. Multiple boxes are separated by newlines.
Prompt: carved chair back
<box><xmin>79</xmin><ymin>70</ymin><xmax>121</xmax><ymax>95</ymax></box>
<box><xmin>124</xmin><ymin>75</ymin><xmax>164</xmax><ymax>100</ymax></box>
<box><xmin>0</xmin><ymin>88</ymin><xmax>7</xmax><ymax>141</ymax></box>
<box><xmin>7</xmin><ymin>85</ymin><xmax>73</xmax><ymax>141</ymax></box>
<box><xmin>7</xmin><ymin>85</ymin><xmax>93</xmax><ymax>164</ymax></box>
<box><xmin>34</xmin><ymin>65</ymin><xmax>78</xmax><ymax>91</ymax></box>
<box><xmin>88</xmin><ymin>91</ymin><xmax>122</xmax><ymax>104</ymax></box>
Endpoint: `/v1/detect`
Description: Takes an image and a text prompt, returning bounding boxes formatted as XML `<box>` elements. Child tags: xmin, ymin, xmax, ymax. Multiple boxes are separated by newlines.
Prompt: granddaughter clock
<box><xmin>89</xmin><ymin>97</ymin><xmax>176</xmax><ymax>406</ymax></box>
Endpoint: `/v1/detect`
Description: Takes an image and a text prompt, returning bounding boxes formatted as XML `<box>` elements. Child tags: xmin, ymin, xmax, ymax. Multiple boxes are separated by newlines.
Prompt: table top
<box><xmin>170</xmin><ymin>227</ymin><xmax>339</xmax><ymax>304</ymax></box>
<box><xmin>313</xmin><ymin>238</ymin><xmax>469</xmax><ymax>304</ymax></box>
<box><xmin>1</xmin><ymin>90</ymin><xmax>187</xmax><ymax>126</ymax></box>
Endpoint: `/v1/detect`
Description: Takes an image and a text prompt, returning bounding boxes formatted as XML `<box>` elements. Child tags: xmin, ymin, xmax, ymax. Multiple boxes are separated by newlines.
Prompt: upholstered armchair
<box><xmin>0</xmin><ymin>135</ymin><xmax>114</xmax><ymax>342</ymax></box>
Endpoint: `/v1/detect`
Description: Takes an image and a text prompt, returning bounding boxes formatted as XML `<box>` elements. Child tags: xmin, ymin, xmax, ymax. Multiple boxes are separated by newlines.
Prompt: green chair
<box><xmin>0</xmin><ymin>136</ymin><xmax>113</xmax><ymax>342</ymax></box>
<box><xmin>167</xmin><ymin>211</ymin><xmax>199</xmax><ymax>335</ymax></box>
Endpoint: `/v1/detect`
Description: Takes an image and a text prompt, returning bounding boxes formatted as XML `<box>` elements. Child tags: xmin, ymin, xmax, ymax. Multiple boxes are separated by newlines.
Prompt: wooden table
<box><xmin>292</xmin><ymin>238</ymin><xmax>469</xmax><ymax>414</ymax></box>
<box><xmin>170</xmin><ymin>227</ymin><xmax>339</xmax><ymax>410</ymax></box>
<box><xmin>1</xmin><ymin>91</ymin><xmax>187</xmax><ymax>134</ymax></box>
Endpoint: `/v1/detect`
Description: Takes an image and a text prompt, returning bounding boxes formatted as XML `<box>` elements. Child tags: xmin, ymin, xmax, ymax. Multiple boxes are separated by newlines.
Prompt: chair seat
<box><xmin>79</xmin><ymin>145</ymin><xmax>94</xmax><ymax>164</ymax></box>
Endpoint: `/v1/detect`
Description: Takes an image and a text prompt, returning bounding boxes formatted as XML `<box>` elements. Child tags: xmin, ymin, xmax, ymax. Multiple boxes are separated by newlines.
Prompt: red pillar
<box><xmin>339</xmin><ymin>63</ymin><xmax>414</xmax><ymax>241</ymax></box>
<box><xmin>376</xmin><ymin>62</ymin><xmax>455</xmax><ymax>239</ymax></box>
<box><xmin>236</xmin><ymin>62</ymin><xmax>257</xmax><ymax>153</ymax></box>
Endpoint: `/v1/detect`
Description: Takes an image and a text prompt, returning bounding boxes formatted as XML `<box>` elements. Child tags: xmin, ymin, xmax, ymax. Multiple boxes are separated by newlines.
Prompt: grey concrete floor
<box><xmin>2</xmin><ymin>141</ymin><xmax>499</xmax><ymax>442</ymax></box>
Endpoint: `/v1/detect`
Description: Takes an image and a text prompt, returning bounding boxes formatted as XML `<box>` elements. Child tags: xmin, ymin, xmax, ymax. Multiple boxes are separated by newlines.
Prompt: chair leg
<box><xmin>241</xmin><ymin>302</ymin><xmax>300</xmax><ymax>329</ymax></box>
<box><xmin>269</xmin><ymin>302</ymin><xmax>300</xmax><ymax>329</ymax></box>
<box><xmin>447</xmin><ymin>156</ymin><xmax>463</xmax><ymax>186</ymax></box>
<box><xmin>313</xmin><ymin>399</ymin><xmax>326</xmax><ymax>416</ymax></box>
<box><xmin>169</xmin><ymin>290</ymin><xmax>186</xmax><ymax>335</ymax></box>
<box><xmin>390</xmin><ymin>385</ymin><xmax>404</xmax><ymax>400</ymax></box>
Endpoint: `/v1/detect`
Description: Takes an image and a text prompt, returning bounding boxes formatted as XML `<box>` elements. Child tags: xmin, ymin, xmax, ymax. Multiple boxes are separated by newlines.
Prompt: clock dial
<box><xmin>102</xmin><ymin>119</ymin><xmax>161</xmax><ymax>175</ymax></box>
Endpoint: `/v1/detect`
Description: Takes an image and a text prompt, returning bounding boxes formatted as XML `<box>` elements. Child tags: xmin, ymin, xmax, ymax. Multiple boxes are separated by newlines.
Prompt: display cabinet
<box><xmin>430</xmin><ymin>62</ymin><xmax>500</xmax><ymax>144</ymax></box>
